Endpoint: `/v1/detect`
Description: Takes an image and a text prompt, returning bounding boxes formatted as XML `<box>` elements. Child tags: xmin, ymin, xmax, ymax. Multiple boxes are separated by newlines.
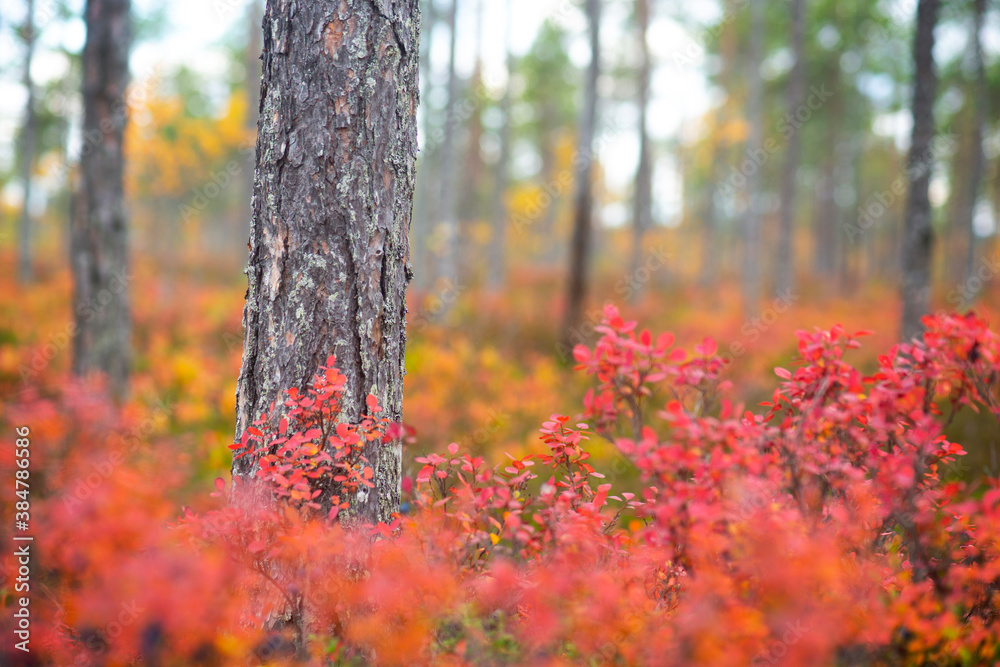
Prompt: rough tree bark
<box><xmin>18</xmin><ymin>0</ymin><xmax>37</xmax><ymax>284</ymax></box>
<box><xmin>487</xmin><ymin>0</ymin><xmax>513</xmax><ymax>292</ymax></box>
<box><xmin>71</xmin><ymin>0</ymin><xmax>131</xmax><ymax>398</ymax></box>
<box><xmin>562</xmin><ymin>0</ymin><xmax>601</xmax><ymax>349</ymax></box>
<box><xmin>775</xmin><ymin>0</ymin><xmax>805</xmax><ymax>294</ymax></box>
<box><xmin>741</xmin><ymin>0</ymin><xmax>764</xmax><ymax>317</ymax></box>
<box><xmin>233</xmin><ymin>0</ymin><xmax>419</xmax><ymax>527</ymax></box>
<box><xmin>628</xmin><ymin>0</ymin><xmax>654</xmax><ymax>302</ymax></box>
<box><xmin>900</xmin><ymin>0</ymin><xmax>940</xmax><ymax>341</ymax></box>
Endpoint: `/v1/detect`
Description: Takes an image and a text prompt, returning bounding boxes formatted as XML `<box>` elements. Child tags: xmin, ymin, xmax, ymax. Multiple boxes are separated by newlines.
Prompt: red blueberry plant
<box><xmin>2</xmin><ymin>308</ymin><xmax>1000</xmax><ymax>665</ymax></box>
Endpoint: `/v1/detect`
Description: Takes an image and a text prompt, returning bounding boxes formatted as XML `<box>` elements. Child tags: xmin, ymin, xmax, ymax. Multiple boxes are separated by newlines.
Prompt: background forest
<box><xmin>2</xmin><ymin>0</ymin><xmax>1000</xmax><ymax>665</ymax></box>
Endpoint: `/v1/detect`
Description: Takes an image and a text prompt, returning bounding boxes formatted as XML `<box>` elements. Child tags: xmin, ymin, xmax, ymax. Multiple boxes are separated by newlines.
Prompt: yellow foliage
<box><xmin>126</xmin><ymin>82</ymin><xmax>253</xmax><ymax>204</ymax></box>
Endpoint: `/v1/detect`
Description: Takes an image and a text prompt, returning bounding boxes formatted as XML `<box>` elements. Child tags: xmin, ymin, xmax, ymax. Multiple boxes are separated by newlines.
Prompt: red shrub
<box><xmin>2</xmin><ymin>310</ymin><xmax>999</xmax><ymax>665</ymax></box>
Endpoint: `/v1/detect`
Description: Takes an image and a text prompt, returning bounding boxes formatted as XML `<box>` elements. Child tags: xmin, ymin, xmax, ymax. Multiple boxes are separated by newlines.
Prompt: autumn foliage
<box><xmin>3</xmin><ymin>308</ymin><xmax>1000</xmax><ymax>665</ymax></box>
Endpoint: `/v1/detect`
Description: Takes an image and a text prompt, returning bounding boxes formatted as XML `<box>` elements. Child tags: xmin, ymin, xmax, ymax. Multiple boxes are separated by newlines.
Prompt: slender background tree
<box><xmin>775</xmin><ymin>0</ymin><xmax>806</xmax><ymax>295</ymax></box>
<box><xmin>562</xmin><ymin>0</ymin><xmax>601</xmax><ymax>348</ymax></box>
<box><xmin>71</xmin><ymin>0</ymin><xmax>132</xmax><ymax>397</ymax></box>
<box><xmin>741</xmin><ymin>0</ymin><xmax>764</xmax><ymax>317</ymax></box>
<box><xmin>18</xmin><ymin>0</ymin><xmax>36</xmax><ymax>284</ymax></box>
<box><xmin>900</xmin><ymin>0</ymin><xmax>940</xmax><ymax>340</ymax></box>
<box><xmin>629</xmin><ymin>0</ymin><xmax>654</xmax><ymax>302</ymax></box>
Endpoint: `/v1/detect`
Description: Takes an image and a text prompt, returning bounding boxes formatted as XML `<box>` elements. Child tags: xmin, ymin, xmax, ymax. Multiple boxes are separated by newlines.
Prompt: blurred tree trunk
<box><xmin>776</xmin><ymin>0</ymin><xmax>805</xmax><ymax>294</ymax></box>
<box><xmin>701</xmin><ymin>0</ymin><xmax>738</xmax><ymax>288</ymax></box>
<box><xmin>741</xmin><ymin>0</ymin><xmax>764</xmax><ymax>317</ymax></box>
<box><xmin>837</xmin><ymin>136</ymin><xmax>861</xmax><ymax>293</ymax></box>
<box><xmin>538</xmin><ymin>133</ymin><xmax>562</xmax><ymax>265</ymax></box>
<box><xmin>240</xmin><ymin>0</ymin><xmax>263</xmax><ymax>257</ymax></box>
<box><xmin>962</xmin><ymin>0</ymin><xmax>986</xmax><ymax>285</ymax></box>
<box><xmin>71</xmin><ymin>0</ymin><xmax>131</xmax><ymax>398</ymax></box>
<box><xmin>233</xmin><ymin>0</ymin><xmax>419</xmax><ymax>528</ymax></box>
<box><xmin>699</xmin><ymin>155</ymin><xmax>719</xmax><ymax>287</ymax></box>
<box><xmin>813</xmin><ymin>78</ymin><xmax>841</xmax><ymax>279</ymax></box>
<box><xmin>900</xmin><ymin>0</ymin><xmax>940</xmax><ymax>340</ymax></box>
<box><xmin>487</xmin><ymin>0</ymin><xmax>513</xmax><ymax>292</ymax></box>
<box><xmin>437</xmin><ymin>0</ymin><xmax>459</xmax><ymax>284</ymax></box>
<box><xmin>628</xmin><ymin>0</ymin><xmax>653</xmax><ymax>302</ymax></box>
<box><xmin>460</xmin><ymin>0</ymin><xmax>485</xmax><ymax>224</ymax></box>
<box><xmin>562</xmin><ymin>0</ymin><xmax>601</xmax><ymax>348</ymax></box>
<box><xmin>18</xmin><ymin>0</ymin><xmax>37</xmax><ymax>284</ymax></box>
<box><xmin>413</xmin><ymin>0</ymin><xmax>436</xmax><ymax>288</ymax></box>
<box><xmin>946</xmin><ymin>107</ymin><xmax>973</xmax><ymax>282</ymax></box>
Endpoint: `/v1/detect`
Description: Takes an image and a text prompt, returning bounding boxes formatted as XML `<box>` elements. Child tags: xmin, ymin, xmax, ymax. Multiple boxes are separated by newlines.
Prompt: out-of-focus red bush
<box><xmin>2</xmin><ymin>309</ymin><xmax>999</xmax><ymax>666</ymax></box>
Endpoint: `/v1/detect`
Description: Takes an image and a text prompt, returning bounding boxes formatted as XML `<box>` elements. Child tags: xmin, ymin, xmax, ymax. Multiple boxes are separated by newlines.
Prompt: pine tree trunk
<box><xmin>233</xmin><ymin>0</ymin><xmax>419</xmax><ymax>527</ymax></box>
<box><xmin>629</xmin><ymin>0</ymin><xmax>653</xmax><ymax>303</ymax></box>
<box><xmin>487</xmin><ymin>0</ymin><xmax>513</xmax><ymax>292</ymax></box>
<box><xmin>741</xmin><ymin>0</ymin><xmax>764</xmax><ymax>317</ymax></box>
<box><xmin>18</xmin><ymin>0</ymin><xmax>36</xmax><ymax>285</ymax></box>
<box><xmin>776</xmin><ymin>0</ymin><xmax>805</xmax><ymax>294</ymax></box>
<box><xmin>71</xmin><ymin>0</ymin><xmax>131</xmax><ymax>398</ymax></box>
<box><xmin>900</xmin><ymin>0</ymin><xmax>940</xmax><ymax>340</ymax></box>
<box><xmin>562</xmin><ymin>0</ymin><xmax>601</xmax><ymax>348</ymax></box>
